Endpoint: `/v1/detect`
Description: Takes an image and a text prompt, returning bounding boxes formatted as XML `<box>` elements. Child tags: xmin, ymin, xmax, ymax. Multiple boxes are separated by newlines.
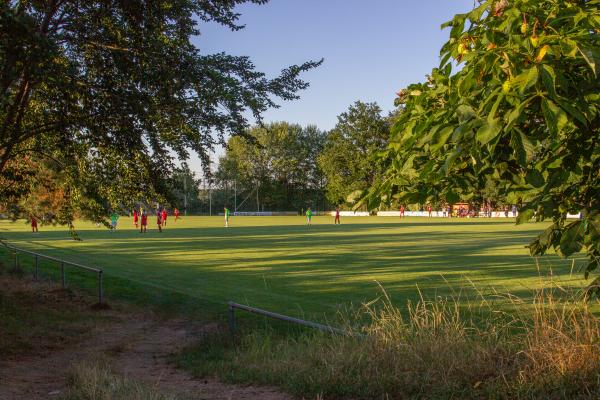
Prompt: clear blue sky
<box><xmin>189</xmin><ymin>0</ymin><xmax>475</xmax><ymax>174</ymax></box>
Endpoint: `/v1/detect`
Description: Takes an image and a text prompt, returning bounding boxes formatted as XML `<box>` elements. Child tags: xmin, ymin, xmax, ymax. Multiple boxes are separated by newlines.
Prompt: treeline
<box><xmin>173</xmin><ymin>101</ymin><xmax>392</xmax><ymax>213</ymax></box>
<box><xmin>173</xmin><ymin>98</ymin><xmax>517</xmax><ymax>215</ymax></box>
<box><xmin>4</xmin><ymin>98</ymin><xmax>513</xmax><ymax>219</ymax></box>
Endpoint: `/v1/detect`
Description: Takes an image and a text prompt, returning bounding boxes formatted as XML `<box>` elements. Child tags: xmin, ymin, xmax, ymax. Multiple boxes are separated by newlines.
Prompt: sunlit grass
<box><xmin>0</xmin><ymin>216</ymin><xmax>591</xmax><ymax>318</ymax></box>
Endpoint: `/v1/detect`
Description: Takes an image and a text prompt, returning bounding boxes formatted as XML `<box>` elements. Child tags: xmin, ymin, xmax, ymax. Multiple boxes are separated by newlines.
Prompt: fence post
<box><xmin>34</xmin><ymin>255</ymin><xmax>39</xmax><ymax>280</ymax></box>
<box><xmin>61</xmin><ymin>261</ymin><xmax>65</xmax><ymax>287</ymax></box>
<box><xmin>228</xmin><ymin>303</ymin><xmax>236</xmax><ymax>336</ymax></box>
<box><xmin>98</xmin><ymin>270</ymin><xmax>103</xmax><ymax>304</ymax></box>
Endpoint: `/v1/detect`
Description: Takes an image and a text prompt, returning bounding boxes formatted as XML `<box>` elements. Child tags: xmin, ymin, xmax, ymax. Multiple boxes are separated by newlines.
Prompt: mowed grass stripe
<box><xmin>0</xmin><ymin>217</ymin><xmax>588</xmax><ymax>317</ymax></box>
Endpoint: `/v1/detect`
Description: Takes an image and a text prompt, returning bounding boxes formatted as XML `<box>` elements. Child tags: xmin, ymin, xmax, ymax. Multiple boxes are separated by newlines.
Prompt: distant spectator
<box><xmin>31</xmin><ymin>215</ymin><xmax>38</xmax><ymax>233</ymax></box>
<box><xmin>512</xmin><ymin>204</ymin><xmax>517</xmax><ymax>217</ymax></box>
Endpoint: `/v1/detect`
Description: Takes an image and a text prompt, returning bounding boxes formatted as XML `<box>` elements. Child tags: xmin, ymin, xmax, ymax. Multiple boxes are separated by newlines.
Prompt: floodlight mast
<box><xmin>183</xmin><ymin>174</ymin><xmax>187</xmax><ymax>216</ymax></box>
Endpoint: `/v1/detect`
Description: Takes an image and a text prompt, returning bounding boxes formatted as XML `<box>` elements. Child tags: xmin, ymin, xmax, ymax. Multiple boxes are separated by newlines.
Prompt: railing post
<box><xmin>34</xmin><ymin>255</ymin><xmax>39</xmax><ymax>280</ymax></box>
<box><xmin>61</xmin><ymin>261</ymin><xmax>65</xmax><ymax>287</ymax></box>
<box><xmin>14</xmin><ymin>251</ymin><xmax>18</xmax><ymax>270</ymax></box>
<box><xmin>228</xmin><ymin>303</ymin><xmax>236</xmax><ymax>336</ymax></box>
<box><xmin>98</xmin><ymin>270</ymin><xmax>103</xmax><ymax>304</ymax></box>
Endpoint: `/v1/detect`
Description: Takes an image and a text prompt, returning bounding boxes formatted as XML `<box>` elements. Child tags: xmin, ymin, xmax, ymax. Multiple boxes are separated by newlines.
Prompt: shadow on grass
<box><xmin>1</xmin><ymin>221</ymin><xmax>584</xmax><ymax>322</ymax></box>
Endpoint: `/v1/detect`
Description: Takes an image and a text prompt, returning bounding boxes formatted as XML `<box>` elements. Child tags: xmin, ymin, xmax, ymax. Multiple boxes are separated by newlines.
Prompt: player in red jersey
<box><xmin>427</xmin><ymin>204</ymin><xmax>432</xmax><ymax>217</ymax></box>
<box><xmin>31</xmin><ymin>215</ymin><xmax>39</xmax><ymax>233</ymax></box>
<box><xmin>156</xmin><ymin>210</ymin><xmax>163</xmax><ymax>232</ymax></box>
<box><xmin>133</xmin><ymin>209</ymin><xmax>139</xmax><ymax>228</ymax></box>
<box><xmin>334</xmin><ymin>206</ymin><xmax>341</xmax><ymax>224</ymax></box>
<box><xmin>400</xmin><ymin>205</ymin><xmax>405</xmax><ymax>218</ymax></box>
<box><xmin>161</xmin><ymin>208</ymin><xmax>168</xmax><ymax>226</ymax></box>
<box><xmin>140</xmin><ymin>211</ymin><xmax>148</xmax><ymax>233</ymax></box>
<box><xmin>174</xmin><ymin>208</ymin><xmax>180</xmax><ymax>222</ymax></box>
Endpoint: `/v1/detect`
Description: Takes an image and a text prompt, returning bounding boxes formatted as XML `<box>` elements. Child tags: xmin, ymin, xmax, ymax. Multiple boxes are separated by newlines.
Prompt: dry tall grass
<box><xmin>181</xmin><ymin>284</ymin><xmax>600</xmax><ymax>399</ymax></box>
<box><xmin>61</xmin><ymin>359</ymin><xmax>180</xmax><ymax>400</ymax></box>
<box><xmin>347</xmin><ymin>286</ymin><xmax>600</xmax><ymax>398</ymax></box>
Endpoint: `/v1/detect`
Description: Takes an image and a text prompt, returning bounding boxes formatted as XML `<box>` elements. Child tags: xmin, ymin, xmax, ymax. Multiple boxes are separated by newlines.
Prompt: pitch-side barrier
<box><xmin>231</xmin><ymin>211</ymin><xmax>298</xmax><ymax>216</ymax></box>
<box><xmin>377</xmin><ymin>211</ymin><xmax>516</xmax><ymax>217</ymax></box>
<box><xmin>227</xmin><ymin>301</ymin><xmax>362</xmax><ymax>338</ymax></box>
<box><xmin>1</xmin><ymin>241</ymin><xmax>105</xmax><ymax>304</ymax></box>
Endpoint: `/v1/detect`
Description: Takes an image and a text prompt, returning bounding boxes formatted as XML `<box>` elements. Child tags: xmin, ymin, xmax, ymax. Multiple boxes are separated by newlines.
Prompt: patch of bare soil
<box><xmin>0</xmin><ymin>276</ymin><xmax>290</xmax><ymax>400</ymax></box>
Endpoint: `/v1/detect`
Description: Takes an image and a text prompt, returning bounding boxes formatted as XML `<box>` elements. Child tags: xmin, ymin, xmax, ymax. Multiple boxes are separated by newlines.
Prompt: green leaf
<box><xmin>429</xmin><ymin>126</ymin><xmax>454</xmax><ymax>153</ymax></box>
<box><xmin>559</xmin><ymin>220</ymin><xmax>583</xmax><ymax>257</ymax></box>
<box><xmin>516</xmin><ymin>208</ymin><xmax>534</xmax><ymax>225</ymax></box>
<box><xmin>525</xmin><ymin>169</ymin><xmax>544</xmax><ymax>188</ymax></box>
<box><xmin>540</xmin><ymin>64</ymin><xmax>557</xmax><ymax>97</ymax></box>
<box><xmin>578</xmin><ymin>46</ymin><xmax>598</xmax><ymax>77</ymax></box>
<box><xmin>511</xmin><ymin>129</ymin><xmax>527</xmax><ymax>166</ymax></box>
<box><xmin>560</xmin><ymin>38</ymin><xmax>578</xmax><ymax>57</ymax></box>
<box><xmin>553</xmin><ymin>97</ymin><xmax>588</xmax><ymax>127</ymax></box>
<box><xmin>439</xmin><ymin>51</ymin><xmax>453</xmax><ymax>69</ymax></box>
<box><xmin>442</xmin><ymin>148</ymin><xmax>461</xmax><ymax>175</ymax></box>
<box><xmin>476</xmin><ymin>119</ymin><xmax>502</xmax><ymax>145</ymax></box>
<box><xmin>455</xmin><ymin>105</ymin><xmax>476</xmax><ymax>123</ymax></box>
<box><xmin>450</xmin><ymin>15</ymin><xmax>467</xmax><ymax>38</ymax></box>
<box><xmin>478</xmin><ymin>87</ymin><xmax>502</xmax><ymax>115</ymax></box>
<box><xmin>590</xmin><ymin>14</ymin><xmax>600</xmax><ymax>29</ymax></box>
<box><xmin>541</xmin><ymin>98</ymin><xmax>568</xmax><ymax>135</ymax></box>
<box><xmin>520</xmin><ymin>66</ymin><xmax>539</xmax><ymax>95</ymax></box>
<box><xmin>487</xmin><ymin>93</ymin><xmax>505</xmax><ymax>122</ymax></box>
<box><xmin>538</xmin><ymin>224</ymin><xmax>556</xmax><ymax>248</ymax></box>
<box><xmin>467</xmin><ymin>1</ymin><xmax>489</xmax><ymax>22</ymax></box>
<box><xmin>517</xmin><ymin>128</ymin><xmax>535</xmax><ymax>160</ymax></box>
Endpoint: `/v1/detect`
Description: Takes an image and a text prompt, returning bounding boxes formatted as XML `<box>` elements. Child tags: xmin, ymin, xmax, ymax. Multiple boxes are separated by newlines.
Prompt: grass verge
<box><xmin>0</xmin><ymin>266</ymin><xmax>115</xmax><ymax>357</ymax></box>
<box><xmin>60</xmin><ymin>359</ymin><xmax>181</xmax><ymax>400</ymax></box>
<box><xmin>177</xmin><ymin>286</ymin><xmax>600</xmax><ymax>399</ymax></box>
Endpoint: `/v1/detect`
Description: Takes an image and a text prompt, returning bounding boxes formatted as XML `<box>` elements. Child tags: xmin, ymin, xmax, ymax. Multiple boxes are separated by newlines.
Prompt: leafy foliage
<box><xmin>318</xmin><ymin>101</ymin><xmax>391</xmax><ymax>207</ymax></box>
<box><xmin>364</xmin><ymin>0</ymin><xmax>600</xmax><ymax>294</ymax></box>
<box><xmin>216</xmin><ymin>122</ymin><xmax>327</xmax><ymax>211</ymax></box>
<box><xmin>0</xmin><ymin>1</ymin><xmax>321</xmax><ymax>221</ymax></box>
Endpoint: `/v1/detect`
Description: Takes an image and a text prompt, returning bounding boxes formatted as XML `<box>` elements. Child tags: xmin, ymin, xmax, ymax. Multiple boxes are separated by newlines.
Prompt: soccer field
<box><xmin>0</xmin><ymin>216</ymin><xmax>587</xmax><ymax>318</ymax></box>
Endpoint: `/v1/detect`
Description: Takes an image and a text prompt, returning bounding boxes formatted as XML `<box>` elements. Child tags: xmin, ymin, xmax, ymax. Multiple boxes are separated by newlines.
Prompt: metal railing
<box><xmin>228</xmin><ymin>301</ymin><xmax>360</xmax><ymax>337</ymax></box>
<box><xmin>1</xmin><ymin>241</ymin><xmax>104</xmax><ymax>304</ymax></box>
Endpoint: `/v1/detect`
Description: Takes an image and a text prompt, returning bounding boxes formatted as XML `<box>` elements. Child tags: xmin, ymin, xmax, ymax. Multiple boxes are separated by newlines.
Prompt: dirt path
<box><xmin>0</xmin><ymin>311</ymin><xmax>290</xmax><ymax>400</ymax></box>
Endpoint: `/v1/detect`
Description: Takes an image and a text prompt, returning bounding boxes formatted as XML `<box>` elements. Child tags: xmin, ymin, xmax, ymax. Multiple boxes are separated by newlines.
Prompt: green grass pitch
<box><xmin>0</xmin><ymin>216</ymin><xmax>588</xmax><ymax>318</ymax></box>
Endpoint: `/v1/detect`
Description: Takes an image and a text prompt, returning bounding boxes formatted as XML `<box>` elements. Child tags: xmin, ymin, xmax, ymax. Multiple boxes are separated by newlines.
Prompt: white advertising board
<box><xmin>328</xmin><ymin>211</ymin><xmax>370</xmax><ymax>217</ymax></box>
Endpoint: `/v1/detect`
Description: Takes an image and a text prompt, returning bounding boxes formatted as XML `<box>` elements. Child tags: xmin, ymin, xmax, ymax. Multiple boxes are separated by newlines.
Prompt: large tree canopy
<box><xmin>318</xmin><ymin>101</ymin><xmax>390</xmax><ymax>207</ymax></box>
<box><xmin>364</xmin><ymin>0</ymin><xmax>599</xmax><ymax>295</ymax></box>
<box><xmin>1</xmin><ymin>1</ymin><xmax>320</xmax><ymax>220</ymax></box>
<box><xmin>216</xmin><ymin>122</ymin><xmax>326</xmax><ymax>211</ymax></box>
